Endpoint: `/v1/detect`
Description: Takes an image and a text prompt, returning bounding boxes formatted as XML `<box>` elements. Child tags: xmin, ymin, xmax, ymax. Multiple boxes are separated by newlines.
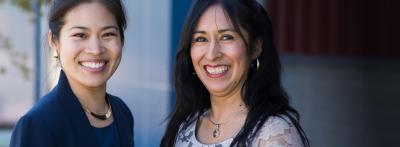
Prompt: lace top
<box><xmin>175</xmin><ymin>114</ymin><xmax>303</xmax><ymax>147</ymax></box>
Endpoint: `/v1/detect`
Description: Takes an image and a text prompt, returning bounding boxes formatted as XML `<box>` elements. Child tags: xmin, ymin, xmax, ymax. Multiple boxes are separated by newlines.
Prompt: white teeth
<box><xmin>81</xmin><ymin>62</ymin><xmax>105</xmax><ymax>69</ymax></box>
<box><xmin>206</xmin><ymin>66</ymin><xmax>228</xmax><ymax>74</ymax></box>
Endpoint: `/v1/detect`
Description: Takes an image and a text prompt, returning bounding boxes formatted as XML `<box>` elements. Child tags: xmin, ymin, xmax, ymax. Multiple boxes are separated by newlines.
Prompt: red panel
<box><xmin>266</xmin><ymin>0</ymin><xmax>400</xmax><ymax>57</ymax></box>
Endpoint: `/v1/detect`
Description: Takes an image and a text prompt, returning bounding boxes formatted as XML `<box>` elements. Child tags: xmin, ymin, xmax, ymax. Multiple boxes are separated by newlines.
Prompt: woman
<box><xmin>161</xmin><ymin>0</ymin><xmax>309</xmax><ymax>146</ymax></box>
<box><xmin>10</xmin><ymin>0</ymin><xmax>134</xmax><ymax>147</ymax></box>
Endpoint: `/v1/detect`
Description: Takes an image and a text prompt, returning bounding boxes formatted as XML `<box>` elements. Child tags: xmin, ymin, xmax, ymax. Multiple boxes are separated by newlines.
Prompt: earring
<box><xmin>53</xmin><ymin>50</ymin><xmax>59</xmax><ymax>59</ymax></box>
<box><xmin>255</xmin><ymin>58</ymin><xmax>260</xmax><ymax>71</ymax></box>
<box><xmin>53</xmin><ymin>53</ymin><xmax>62</xmax><ymax>69</ymax></box>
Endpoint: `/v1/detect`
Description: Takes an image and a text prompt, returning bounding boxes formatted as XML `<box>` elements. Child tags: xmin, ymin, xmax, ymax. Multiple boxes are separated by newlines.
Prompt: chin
<box><xmin>82</xmin><ymin>79</ymin><xmax>107</xmax><ymax>88</ymax></box>
<box><xmin>206</xmin><ymin>87</ymin><xmax>228</xmax><ymax>94</ymax></box>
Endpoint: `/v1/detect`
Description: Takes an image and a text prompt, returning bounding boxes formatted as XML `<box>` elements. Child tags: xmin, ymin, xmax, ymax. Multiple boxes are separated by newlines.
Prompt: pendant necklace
<box><xmin>84</xmin><ymin>97</ymin><xmax>112</xmax><ymax>120</ymax></box>
<box><xmin>207</xmin><ymin>104</ymin><xmax>246</xmax><ymax>138</ymax></box>
<box><xmin>208</xmin><ymin>117</ymin><xmax>221</xmax><ymax>138</ymax></box>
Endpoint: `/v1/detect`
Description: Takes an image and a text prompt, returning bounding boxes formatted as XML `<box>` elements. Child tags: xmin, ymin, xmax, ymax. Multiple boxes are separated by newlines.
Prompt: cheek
<box><xmin>58</xmin><ymin>46</ymin><xmax>76</xmax><ymax>61</ymax></box>
<box><xmin>190</xmin><ymin>47</ymin><xmax>202</xmax><ymax>65</ymax></box>
<box><xmin>109</xmin><ymin>44</ymin><xmax>122</xmax><ymax>54</ymax></box>
<box><xmin>58</xmin><ymin>37</ymin><xmax>80</xmax><ymax>56</ymax></box>
<box><xmin>105</xmin><ymin>40</ymin><xmax>122</xmax><ymax>55</ymax></box>
<box><xmin>110</xmin><ymin>46</ymin><xmax>122</xmax><ymax>59</ymax></box>
<box><xmin>58</xmin><ymin>49</ymin><xmax>75</xmax><ymax>68</ymax></box>
<box><xmin>225</xmin><ymin>44</ymin><xmax>250</xmax><ymax>68</ymax></box>
<box><xmin>226</xmin><ymin>43</ymin><xmax>248</xmax><ymax>58</ymax></box>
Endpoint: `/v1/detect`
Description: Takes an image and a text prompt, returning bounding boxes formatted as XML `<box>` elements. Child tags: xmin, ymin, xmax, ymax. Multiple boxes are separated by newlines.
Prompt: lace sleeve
<box><xmin>254</xmin><ymin>116</ymin><xmax>303</xmax><ymax>147</ymax></box>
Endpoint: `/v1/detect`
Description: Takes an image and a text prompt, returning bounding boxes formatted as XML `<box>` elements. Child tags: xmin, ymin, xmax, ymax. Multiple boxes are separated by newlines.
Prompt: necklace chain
<box><xmin>207</xmin><ymin>104</ymin><xmax>246</xmax><ymax>138</ymax></box>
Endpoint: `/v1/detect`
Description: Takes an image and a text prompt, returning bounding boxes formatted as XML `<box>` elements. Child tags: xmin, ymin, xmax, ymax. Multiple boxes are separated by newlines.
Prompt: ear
<box><xmin>251</xmin><ymin>39</ymin><xmax>263</xmax><ymax>60</ymax></box>
<box><xmin>48</xmin><ymin>31</ymin><xmax>59</xmax><ymax>55</ymax></box>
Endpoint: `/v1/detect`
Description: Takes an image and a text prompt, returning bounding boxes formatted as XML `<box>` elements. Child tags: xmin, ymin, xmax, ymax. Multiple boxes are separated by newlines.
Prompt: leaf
<box><xmin>3</xmin><ymin>37</ymin><xmax>12</xmax><ymax>50</ymax></box>
<box><xmin>0</xmin><ymin>67</ymin><xmax>5</xmax><ymax>75</ymax></box>
<box><xmin>10</xmin><ymin>0</ymin><xmax>31</xmax><ymax>12</ymax></box>
<box><xmin>19</xmin><ymin>64</ymin><xmax>30</xmax><ymax>80</ymax></box>
<box><xmin>8</xmin><ymin>0</ymin><xmax>52</xmax><ymax>13</ymax></box>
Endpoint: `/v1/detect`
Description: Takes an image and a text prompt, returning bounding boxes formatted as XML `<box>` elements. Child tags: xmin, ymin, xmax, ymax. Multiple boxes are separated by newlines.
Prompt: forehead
<box><xmin>63</xmin><ymin>2</ymin><xmax>117</xmax><ymax>29</ymax></box>
<box><xmin>196</xmin><ymin>4</ymin><xmax>233</xmax><ymax>29</ymax></box>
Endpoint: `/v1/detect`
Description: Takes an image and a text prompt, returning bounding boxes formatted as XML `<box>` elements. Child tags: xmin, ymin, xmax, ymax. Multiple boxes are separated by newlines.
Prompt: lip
<box><xmin>203</xmin><ymin>64</ymin><xmax>229</xmax><ymax>78</ymax></box>
<box><xmin>79</xmin><ymin>59</ymin><xmax>108</xmax><ymax>73</ymax></box>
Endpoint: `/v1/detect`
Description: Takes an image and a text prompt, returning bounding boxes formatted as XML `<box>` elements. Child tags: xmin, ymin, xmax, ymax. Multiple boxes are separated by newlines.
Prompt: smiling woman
<box><xmin>9</xmin><ymin>0</ymin><xmax>134</xmax><ymax>147</ymax></box>
<box><xmin>49</xmin><ymin>2</ymin><xmax>123</xmax><ymax>90</ymax></box>
<box><xmin>190</xmin><ymin>5</ymin><xmax>251</xmax><ymax>99</ymax></box>
<box><xmin>161</xmin><ymin>0</ymin><xmax>310</xmax><ymax>146</ymax></box>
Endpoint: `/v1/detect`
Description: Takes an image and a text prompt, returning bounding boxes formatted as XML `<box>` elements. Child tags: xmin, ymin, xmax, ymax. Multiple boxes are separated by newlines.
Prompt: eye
<box><xmin>192</xmin><ymin>36</ymin><xmax>208</xmax><ymax>43</ymax></box>
<box><xmin>103</xmin><ymin>32</ymin><xmax>117</xmax><ymax>37</ymax></box>
<box><xmin>72</xmin><ymin>33</ymin><xmax>86</xmax><ymax>39</ymax></box>
<box><xmin>220</xmin><ymin>34</ymin><xmax>234</xmax><ymax>40</ymax></box>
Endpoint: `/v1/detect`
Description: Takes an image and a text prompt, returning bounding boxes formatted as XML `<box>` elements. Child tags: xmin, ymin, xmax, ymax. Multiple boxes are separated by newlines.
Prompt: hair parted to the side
<box><xmin>161</xmin><ymin>0</ymin><xmax>310</xmax><ymax>146</ymax></box>
<box><xmin>48</xmin><ymin>0</ymin><xmax>127</xmax><ymax>45</ymax></box>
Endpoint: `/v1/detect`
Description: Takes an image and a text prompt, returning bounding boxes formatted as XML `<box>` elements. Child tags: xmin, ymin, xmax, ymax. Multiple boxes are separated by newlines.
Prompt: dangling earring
<box><xmin>53</xmin><ymin>52</ymin><xmax>62</xmax><ymax>69</ymax></box>
<box><xmin>192</xmin><ymin>68</ymin><xmax>197</xmax><ymax>75</ymax></box>
<box><xmin>53</xmin><ymin>50</ymin><xmax>59</xmax><ymax>60</ymax></box>
<box><xmin>255</xmin><ymin>58</ymin><xmax>260</xmax><ymax>71</ymax></box>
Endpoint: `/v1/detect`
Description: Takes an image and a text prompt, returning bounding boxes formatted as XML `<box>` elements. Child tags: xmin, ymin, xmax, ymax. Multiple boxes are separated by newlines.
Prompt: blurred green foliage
<box><xmin>0</xmin><ymin>0</ymin><xmax>52</xmax><ymax>80</ymax></box>
<box><xmin>0</xmin><ymin>34</ymin><xmax>30</xmax><ymax>80</ymax></box>
<box><xmin>0</xmin><ymin>0</ymin><xmax>51</xmax><ymax>13</ymax></box>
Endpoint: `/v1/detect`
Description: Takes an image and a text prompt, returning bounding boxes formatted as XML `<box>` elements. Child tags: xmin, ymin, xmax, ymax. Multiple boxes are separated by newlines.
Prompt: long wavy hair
<box><xmin>161</xmin><ymin>0</ymin><xmax>310</xmax><ymax>146</ymax></box>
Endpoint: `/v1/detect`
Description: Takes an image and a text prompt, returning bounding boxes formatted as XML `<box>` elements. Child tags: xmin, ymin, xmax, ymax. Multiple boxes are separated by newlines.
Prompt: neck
<box><xmin>209</xmin><ymin>90</ymin><xmax>246</xmax><ymax>122</ymax></box>
<box><xmin>68</xmin><ymin>79</ymin><xmax>108</xmax><ymax>114</ymax></box>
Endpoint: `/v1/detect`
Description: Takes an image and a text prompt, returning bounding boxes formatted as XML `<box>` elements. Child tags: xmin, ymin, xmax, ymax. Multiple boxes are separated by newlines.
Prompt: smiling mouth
<box><xmin>204</xmin><ymin>65</ymin><xmax>229</xmax><ymax>78</ymax></box>
<box><xmin>79</xmin><ymin>61</ymin><xmax>108</xmax><ymax>72</ymax></box>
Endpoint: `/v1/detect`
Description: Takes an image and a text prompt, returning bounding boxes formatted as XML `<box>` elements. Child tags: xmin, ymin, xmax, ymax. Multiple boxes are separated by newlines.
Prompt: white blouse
<box><xmin>175</xmin><ymin>114</ymin><xmax>304</xmax><ymax>147</ymax></box>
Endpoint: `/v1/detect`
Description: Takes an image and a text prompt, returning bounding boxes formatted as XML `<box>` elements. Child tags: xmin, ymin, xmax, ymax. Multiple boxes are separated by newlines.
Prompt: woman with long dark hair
<box><xmin>161</xmin><ymin>0</ymin><xmax>309</xmax><ymax>146</ymax></box>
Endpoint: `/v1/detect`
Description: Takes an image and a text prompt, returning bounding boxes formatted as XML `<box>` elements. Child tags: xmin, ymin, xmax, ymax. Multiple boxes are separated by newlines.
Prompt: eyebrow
<box><xmin>69</xmin><ymin>26</ymin><xmax>118</xmax><ymax>31</ymax></box>
<box><xmin>102</xmin><ymin>26</ymin><xmax>119</xmax><ymax>31</ymax></box>
<box><xmin>218</xmin><ymin>29</ymin><xmax>235</xmax><ymax>33</ymax></box>
<box><xmin>193</xmin><ymin>30</ymin><xmax>206</xmax><ymax>34</ymax></box>
<box><xmin>69</xmin><ymin>26</ymin><xmax>88</xmax><ymax>31</ymax></box>
<box><xmin>193</xmin><ymin>28</ymin><xmax>236</xmax><ymax>34</ymax></box>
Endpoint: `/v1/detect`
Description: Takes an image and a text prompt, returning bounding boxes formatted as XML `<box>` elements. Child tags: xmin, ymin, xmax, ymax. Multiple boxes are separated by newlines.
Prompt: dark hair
<box><xmin>161</xmin><ymin>0</ymin><xmax>310</xmax><ymax>146</ymax></box>
<box><xmin>48</xmin><ymin>0</ymin><xmax>127</xmax><ymax>44</ymax></box>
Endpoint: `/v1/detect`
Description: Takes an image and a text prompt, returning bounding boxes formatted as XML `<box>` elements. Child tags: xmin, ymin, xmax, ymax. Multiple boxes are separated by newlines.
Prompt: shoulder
<box><xmin>24</xmin><ymin>89</ymin><xmax>61</xmax><ymax>122</ymax></box>
<box><xmin>175</xmin><ymin>113</ymin><xmax>199</xmax><ymax>146</ymax></box>
<box><xmin>12</xmin><ymin>89</ymin><xmax>62</xmax><ymax>131</ymax></box>
<box><xmin>108</xmin><ymin>94</ymin><xmax>128</xmax><ymax>106</ymax></box>
<box><xmin>108</xmin><ymin>94</ymin><xmax>134</xmax><ymax>123</ymax></box>
<box><xmin>13</xmin><ymin>114</ymin><xmax>48</xmax><ymax>132</ymax></box>
<box><xmin>176</xmin><ymin>111</ymin><xmax>203</xmax><ymax>139</ymax></box>
<box><xmin>12</xmin><ymin>88</ymin><xmax>69</xmax><ymax>135</ymax></box>
<box><xmin>108</xmin><ymin>94</ymin><xmax>132</xmax><ymax>115</ymax></box>
<box><xmin>108</xmin><ymin>94</ymin><xmax>127</xmax><ymax>107</ymax></box>
<box><xmin>10</xmin><ymin>109</ymin><xmax>55</xmax><ymax>146</ymax></box>
<box><xmin>107</xmin><ymin>94</ymin><xmax>134</xmax><ymax>145</ymax></box>
<box><xmin>254</xmin><ymin>115</ymin><xmax>303</xmax><ymax>147</ymax></box>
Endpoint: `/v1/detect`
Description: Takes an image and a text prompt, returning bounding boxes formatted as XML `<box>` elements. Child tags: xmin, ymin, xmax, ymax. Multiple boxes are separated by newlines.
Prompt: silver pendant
<box><xmin>212</xmin><ymin>124</ymin><xmax>220</xmax><ymax>138</ymax></box>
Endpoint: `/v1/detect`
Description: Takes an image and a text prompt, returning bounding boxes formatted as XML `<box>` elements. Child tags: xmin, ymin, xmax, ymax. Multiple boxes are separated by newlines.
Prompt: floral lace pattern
<box><xmin>175</xmin><ymin>120</ymin><xmax>233</xmax><ymax>147</ymax></box>
<box><xmin>253</xmin><ymin>116</ymin><xmax>303</xmax><ymax>147</ymax></box>
<box><xmin>175</xmin><ymin>115</ymin><xmax>303</xmax><ymax>147</ymax></box>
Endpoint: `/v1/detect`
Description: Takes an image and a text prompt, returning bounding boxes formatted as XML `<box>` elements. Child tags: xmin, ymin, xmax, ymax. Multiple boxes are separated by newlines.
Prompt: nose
<box><xmin>205</xmin><ymin>39</ymin><xmax>222</xmax><ymax>61</ymax></box>
<box><xmin>85</xmin><ymin>37</ymin><xmax>105</xmax><ymax>55</ymax></box>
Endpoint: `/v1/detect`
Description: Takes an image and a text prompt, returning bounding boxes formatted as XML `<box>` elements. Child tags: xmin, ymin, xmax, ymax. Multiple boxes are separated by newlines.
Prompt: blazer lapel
<box><xmin>110</xmin><ymin>96</ymin><xmax>130</xmax><ymax>147</ymax></box>
<box><xmin>55</xmin><ymin>70</ymin><xmax>100</xmax><ymax>147</ymax></box>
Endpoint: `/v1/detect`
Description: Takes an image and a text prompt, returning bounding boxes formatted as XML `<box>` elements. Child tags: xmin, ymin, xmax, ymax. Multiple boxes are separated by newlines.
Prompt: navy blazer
<box><xmin>10</xmin><ymin>71</ymin><xmax>134</xmax><ymax>147</ymax></box>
